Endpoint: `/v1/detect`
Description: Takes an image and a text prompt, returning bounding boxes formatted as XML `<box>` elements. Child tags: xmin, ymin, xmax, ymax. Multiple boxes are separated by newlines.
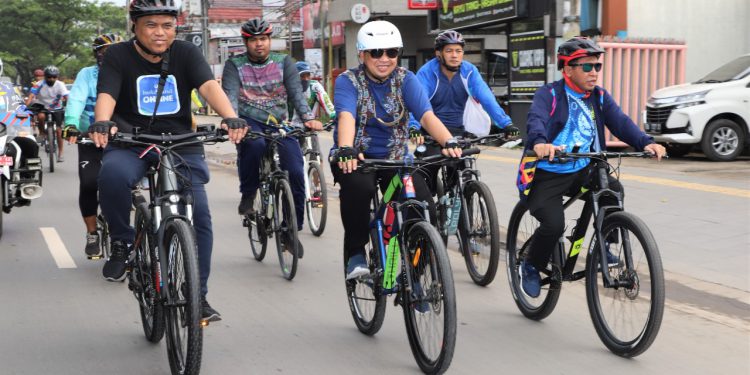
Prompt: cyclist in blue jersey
<box><xmin>330</xmin><ymin>20</ymin><xmax>461</xmax><ymax>280</ymax></box>
<box><xmin>517</xmin><ymin>37</ymin><xmax>666</xmax><ymax>297</ymax></box>
<box><xmin>63</xmin><ymin>33</ymin><xmax>123</xmax><ymax>258</ymax></box>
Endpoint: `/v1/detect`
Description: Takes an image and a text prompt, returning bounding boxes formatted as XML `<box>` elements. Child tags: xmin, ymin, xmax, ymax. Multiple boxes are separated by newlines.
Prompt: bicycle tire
<box><xmin>345</xmin><ymin>227</ymin><xmax>387</xmax><ymax>335</ymax></box>
<box><xmin>402</xmin><ymin>221</ymin><xmax>456</xmax><ymax>375</ymax></box>
<box><xmin>46</xmin><ymin>124</ymin><xmax>55</xmax><ymax>173</ymax></box>
<box><xmin>585</xmin><ymin>211</ymin><xmax>665</xmax><ymax>357</ymax></box>
<box><xmin>132</xmin><ymin>202</ymin><xmax>165</xmax><ymax>343</ymax></box>
<box><xmin>505</xmin><ymin>201</ymin><xmax>562</xmax><ymax>320</ymax></box>
<box><xmin>459</xmin><ymin>181</ymin><xmax>501</xmax><ymax>286</ymax></box>
<box><xmin>274</xmin><ymin>179</ymin><xmax>299</xmax><ymax>280</ymax></box>
<box><xmin>0</xmin><ymin>184</ymin><xmax>4</xmax><ymax>240</ymax></box>
<box><xmin>247</xmin><ymin>191</ymin><xmax>267</xmax><ymax>261</ymax></box>
<box><xmin>305</xmin><ymin>161</ymin><xmax>328</xmax><ymax>236</ymax></box>
<box><xmin>163</xmin><ymin>219</ymin><xmax>203</xmax><ymax>375</ymax></box>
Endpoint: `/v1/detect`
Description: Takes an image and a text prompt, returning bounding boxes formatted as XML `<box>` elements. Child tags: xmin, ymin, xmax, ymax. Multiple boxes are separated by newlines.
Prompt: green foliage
<box><xmin>0</xmin><ymin>0</ymin><xmax>127</xmax><ymax>86</ymax></box>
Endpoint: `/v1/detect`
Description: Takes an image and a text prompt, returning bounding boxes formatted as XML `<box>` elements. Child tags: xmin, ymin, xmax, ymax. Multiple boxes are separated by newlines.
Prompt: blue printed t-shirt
<box><xmin>537</xmin><ymin>86</ymin><xmax>598</xmax><ymax>173</ymax></box>
<box><xmin>333</xmin><ymin>70</ymin><xmax>432</xmax><ymax>159</ymax></box>
<box><xmin>430</xmin><ymin>71</ymin><xmax>469</xmax><ymax>129</ymax></box>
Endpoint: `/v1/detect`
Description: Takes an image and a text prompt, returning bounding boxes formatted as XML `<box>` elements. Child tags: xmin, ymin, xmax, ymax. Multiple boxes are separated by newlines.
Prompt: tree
<box><xmin>0</xmin><ymin>0</ymin><xmax>126</xmax><ymax>87</ymax></box>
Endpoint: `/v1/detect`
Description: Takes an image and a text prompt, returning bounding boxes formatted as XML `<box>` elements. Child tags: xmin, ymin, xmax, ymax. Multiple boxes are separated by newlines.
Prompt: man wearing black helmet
<box><xmin>91</xmin><ymin>0</ymin><xmax>248</xmax><ymax>322</ymax></box>
<box><xmin>516</xmin><ymin>37</ymin><xmax>666</xmax><ymax>298</ymax></box>
<box><xmin>63</xmin><ymin>33</ymin><xmax>123</xmax><ymax>259</ymax></box>
<box><xmin>222</xmin><ymin>17</ymin><xmax>322</xmax><ymax>258</ymax></box>
<box><xmin>25</xmin><ymin>65</ymin><xmax>69</xmax><ymax>161</ymax></box>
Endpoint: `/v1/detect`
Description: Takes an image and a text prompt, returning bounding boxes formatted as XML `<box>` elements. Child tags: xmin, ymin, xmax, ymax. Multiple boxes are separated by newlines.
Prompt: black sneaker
<box><xmin>85</xmin><ymin>232</ymin><xmax>102</xmax><ymax>258</ymax></box>
<box><xmin>102</xmin><ymin>240</ymin><xmax>132</xmax><ymax>281</ymax></box>
<box><xmin>201</xmin><ymin>298</ymin><xmax>222</xmax><ymax>322</ymax></box>
<box><xmin>238</xmin><ymin>192</ymin><xmax>255</xmax><ymax>215</ymax></box>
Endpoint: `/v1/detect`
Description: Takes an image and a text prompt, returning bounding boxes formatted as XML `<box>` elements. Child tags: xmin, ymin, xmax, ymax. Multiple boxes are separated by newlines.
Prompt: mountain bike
<box><xmin>243</xmin><ymin>126</ymin><xmax>307</xmax><ymax>280</ymax></box>
<box><xmin>27</xmin><ymin>104</ymin><xmax>62</xmax><ymax>172</ymax></box>
<box><xmin>420</xmin><ymin>133</ymin><xmax>505</xmax><ymax>286</ymax></box>
<box><xmin>344</xmin><ymin>151</ymin><xmax>477</xmax><ymax>374</ymax></box>
<box><xmin>299</xmin><ymin>122</ymin><xmax>333</xmax><ymax>236</ymax></box>
<box><xmin>115</xmin><ymin>127</ymin><xmax>227</xmax><ymax>374</ymax></box>
<box><xmin>505</xmin><ymin>150</ymin><xmax>665</xmax><ymax>357</ymax></box>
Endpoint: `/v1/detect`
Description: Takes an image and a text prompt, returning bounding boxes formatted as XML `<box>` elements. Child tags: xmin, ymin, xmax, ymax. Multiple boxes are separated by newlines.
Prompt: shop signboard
<box><xmin>438</xmin><ymin>0</ymin><xmax>523</xmax><ymax>30</ymax></box>
<box><xmin>409</xmin><ymin>0</ymin><xmax>438</xmax><ymax>10</ymax></box>
<box><xmin>509</xmin><ymin>30</ymin><xmax>545</xmax><ymax>97</ymax></box>
<box><xmin>302</xmin><ymin>2</ymin><xmax>346</xmax><ymax>49</ymax></box>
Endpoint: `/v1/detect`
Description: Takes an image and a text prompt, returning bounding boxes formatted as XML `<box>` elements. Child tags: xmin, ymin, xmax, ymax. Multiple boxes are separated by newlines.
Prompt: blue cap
<box><xmin>296</xmin><ymin>61</ymin><xmax>311</xmax><ymax>75</ymax></box>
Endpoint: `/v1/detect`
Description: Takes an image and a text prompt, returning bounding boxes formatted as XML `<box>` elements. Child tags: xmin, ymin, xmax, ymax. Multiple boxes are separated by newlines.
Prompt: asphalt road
<box><xmin>0</xmin><ymin>120</ymin><xmax>747</xmax><ymax>374</ymax></box>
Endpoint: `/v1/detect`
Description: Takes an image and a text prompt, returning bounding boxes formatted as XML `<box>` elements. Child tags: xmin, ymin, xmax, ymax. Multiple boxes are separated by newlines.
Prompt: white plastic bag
<box><xmin>463</xmin><ymin>96</ymin><xmax>491</xmax><ymax>136</ymax></box>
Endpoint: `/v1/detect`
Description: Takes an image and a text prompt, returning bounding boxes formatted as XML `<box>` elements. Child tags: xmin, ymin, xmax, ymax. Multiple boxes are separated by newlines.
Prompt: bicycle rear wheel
<box><xmin>305</xmin><ymin>161</ymin><xmax>328</xmax><ymax>236</ymax></box>
<box><xmin>585</xmin><ymin>211</ymin><xmax>664</xmax><ymax>357</ymax></box>
<box><xmin>402</xmin><ymin>221</ymin><xmax>456</xmax><ymax>375</ymax></box>
<box><xmin>131</xmin><ymin>202</ymin><xmax>164</xmax><ymax>342</ymax></box>
<box><xmin>345</xmin><ymin>227</ymin><xmax>387</xmax><ymax>335</ymax></box>
<box><xmin>46</xmin><ymin>124</ymin><xmax>55</xmax><ymax>172</ymax></box>
<box><xmin>505</xmin><ymin>201</ymin><xmax>562</xmax><ymax>320</ymax></box>
<box><xmin>163</xmin><ymin>219</ymin><xmax>202</xmax><ymax>375</ymax></box>
<box><xmin>274</xmin><ymin>179</ymin><xmax>299</xmax><ymax>280</ymax></box>
<box><xmin>459</xmin><ymin>181</ymin><xmax>500</xmax><ymax>286</ymax></box>
<box><xmin>246</xmin><ymin>192</ymin><xmax>267</xmax><ymax>261</ymax></box>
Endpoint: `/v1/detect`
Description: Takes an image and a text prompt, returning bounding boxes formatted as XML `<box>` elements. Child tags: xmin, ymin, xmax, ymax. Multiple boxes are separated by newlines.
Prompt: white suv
<box><xmin>643</xmin><ymin>54</ymin><xmax>750</xmax><ymax>161</ymax></box>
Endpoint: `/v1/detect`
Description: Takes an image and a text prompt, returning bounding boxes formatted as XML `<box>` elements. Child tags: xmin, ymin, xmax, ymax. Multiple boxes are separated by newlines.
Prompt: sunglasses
<box><xmin>568</xmin><ymin>62</ymin><xmax>603</xmax><ymax>72</ymax></box>
<box><xmin>45</xmin><ymin>75</ymin><xmax>58</xmax><ymax>79</ymax></box>
<box><xmin>367</xmin><ymin>48</ymin><xmax>400</xmax><ymax>59</ymax></box>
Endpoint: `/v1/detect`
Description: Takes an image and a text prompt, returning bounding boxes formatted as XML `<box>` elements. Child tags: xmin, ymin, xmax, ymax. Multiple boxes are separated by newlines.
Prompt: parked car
<box><xmin>643</xmin><ymin>54</ymin><xmax>750</xmax><ymax>161</ymax></box>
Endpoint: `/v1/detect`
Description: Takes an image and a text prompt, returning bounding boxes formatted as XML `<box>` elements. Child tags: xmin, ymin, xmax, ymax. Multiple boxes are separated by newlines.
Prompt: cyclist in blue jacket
<box><xmin>517</xmin><ymin>37</ymin><xmax>666</xmax><ymax>298</ymax></box>
<box><xmin>63</xmin><ymin>33</ymin><xmax>122</xmax><ymax>258</ymax></box>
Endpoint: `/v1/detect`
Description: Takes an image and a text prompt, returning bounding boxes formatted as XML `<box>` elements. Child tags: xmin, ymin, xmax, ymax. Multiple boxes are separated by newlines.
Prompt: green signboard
<box><xmin>438</xmin><ymin>0</ymin><xmax>523</xmax><ymax>30</ymax></box>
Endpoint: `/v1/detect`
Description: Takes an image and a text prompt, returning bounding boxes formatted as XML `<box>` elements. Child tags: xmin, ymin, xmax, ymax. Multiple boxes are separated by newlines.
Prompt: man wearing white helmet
<box><xmin>330</xmin><ymin>20</ymin><xmax>461</xmax><ymax>280</ymax></box>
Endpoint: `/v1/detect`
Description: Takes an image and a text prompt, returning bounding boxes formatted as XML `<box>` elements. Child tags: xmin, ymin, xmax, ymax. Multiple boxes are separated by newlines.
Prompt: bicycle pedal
<box><xmin>200</xmin><ymin>319</ymin><xmax>210</xmax><ymax>327</ymax></box>
<box><xmin>87</xmin><ymin>255</ymin><xmax>103</xmax><ymax>260</ymax></box>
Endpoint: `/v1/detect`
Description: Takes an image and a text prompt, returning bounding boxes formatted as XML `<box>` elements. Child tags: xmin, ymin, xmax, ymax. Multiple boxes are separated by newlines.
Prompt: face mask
<box><xmin>300</xmin><ymin>80</ymin><xmax>310</xmax><ymax>92</ymax></box>
<box><xmin>45</xmin><ymin>79</ymin><xmax>56</xmax><ymax>86</ymax></box>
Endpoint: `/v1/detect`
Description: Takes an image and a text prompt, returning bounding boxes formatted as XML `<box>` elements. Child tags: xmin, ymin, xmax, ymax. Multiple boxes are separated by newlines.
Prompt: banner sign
<box><xmin>438</xmin><ymin>0</ymin><xmax>521</xmax><ymax>30</ymax></box>
<box><xmin>509</xmin><ymin>30</ymin><xmax>546</xmax><ymax>96</ymax></box>
<box><xmin>302</xmin><ymin>2</ymin><xmax>346</xmax><ymax>49</ymax></box>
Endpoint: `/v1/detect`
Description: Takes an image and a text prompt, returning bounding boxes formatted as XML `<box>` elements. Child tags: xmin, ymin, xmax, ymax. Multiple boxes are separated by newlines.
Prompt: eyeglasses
<box><xmin>367</xmin><ymin>48</ymin><xmax>400</xmax><ymax>59</ymax></box>
<box><xmin>568</xmin><ymin>62</ymin><xmax>603</xmax><ymax>72</ymax></box>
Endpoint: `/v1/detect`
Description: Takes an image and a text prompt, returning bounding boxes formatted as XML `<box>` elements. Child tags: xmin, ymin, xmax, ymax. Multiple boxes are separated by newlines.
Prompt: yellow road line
<box><xmin>476</xmin><ymin>153</ymin><xmax>750</xmax><ymax>199</ymax></box>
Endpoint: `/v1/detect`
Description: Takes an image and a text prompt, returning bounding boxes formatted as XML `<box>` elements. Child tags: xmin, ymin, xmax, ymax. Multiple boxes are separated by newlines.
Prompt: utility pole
<box><xmin>318</xmin><ymin>0</ymin><xmax>327</xmax><ymax>89</ymax></box>
<box><xmin>201</xmin><ymin>0</ymin><xmax>210</xmax><ymax>58</ymax></box>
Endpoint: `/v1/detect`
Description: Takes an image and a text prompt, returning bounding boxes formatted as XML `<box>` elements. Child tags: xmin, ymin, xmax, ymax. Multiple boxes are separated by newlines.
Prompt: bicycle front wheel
<box><xmin>305</xmin><ymin>161</ymin><xmax>327</xmax><ymax>236</ymax></box>
<box><xmin>247</xmin><ymin>192</ymin><xmax>267</xmax><ymax>261</ymax></box>
<box><xmin>505</xmin><ymin>201</ymin><xmax>561</xmax><ymax>320</ymax></box>
<box><xmin>459</xmin><ymin>181</ymin><xmax>501</xmax><ymax>286</ymax></box>
<box><xmin>132</xmin><ymin>202</ymin><xmax>164</xmax><ymax>342</ymax></box>
<box><xmin>585</xmin><ymin>211</ymin><xmax>665</xmax><ymax>357</ymax></box>
<box><xmin>274</xmin><ymin>179</ymin><xmax>299</xmax><ymax>280</ymax></box>
<box><xmin>163</xmin><ymin>219</ymin><xmax>202</xmax><ymax>375</ymax></box>
<box><xmin>46</xmin><ymin>125</ymin><xmax>55</xmax><ymax>172</ymax></box>
<box><xmin>402</xmin><ymin>221</ymin><xmax>456</xmax><ymax>375</ymax></box>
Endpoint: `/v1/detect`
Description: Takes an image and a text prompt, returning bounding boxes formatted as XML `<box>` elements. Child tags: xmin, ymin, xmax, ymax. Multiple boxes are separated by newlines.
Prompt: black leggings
<box><xmin>78</xmin><ymin>143</ymin><xmax>103</xmax><ymax>218</ymax></box>
<box><xmin>331</xmin><ymin>163</ymin><xmax>436</xmax><ymax>261</ymax></box>
<box><xmin>525</xmin><ymin>167</ymin><xmax>623</xmax><ymax>269</ymax></box>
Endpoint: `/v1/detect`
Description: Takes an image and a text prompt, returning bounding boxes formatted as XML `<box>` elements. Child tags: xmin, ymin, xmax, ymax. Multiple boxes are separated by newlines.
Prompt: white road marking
<box><xmin>40</xmin><ymin>227</ymin><xmax>77</xmax><ymax>269</ymax></box>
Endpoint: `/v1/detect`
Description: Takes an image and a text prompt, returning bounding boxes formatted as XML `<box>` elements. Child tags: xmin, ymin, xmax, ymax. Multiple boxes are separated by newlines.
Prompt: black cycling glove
<box><xmin>334</xmin><ymin>146</ymin><xmax>359</xmax><ymax>163</ymax></box>
<box><xmin>90</xmin><ymin>120</ymin><xmax>115</xmax><ymax>134</ymax></box>
<box><xmin>221</xmin><ymin>117</ymin><xmax>248</xmax><ymax>130</ymax></box>
<box><xmin>62</xmin><ymin>125</ymin><xmax>80</xmax><ymax>139</ymax></box>
<box><xmin>504</xmin><ymin>124</ymin><xmax>520</xmax><ymax>138</ymax></box>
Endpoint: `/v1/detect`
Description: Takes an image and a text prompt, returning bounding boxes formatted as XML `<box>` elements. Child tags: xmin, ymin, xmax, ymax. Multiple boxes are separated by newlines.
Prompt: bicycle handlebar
<box><xmin>360</xmin><ymin>147</ymin><xmax>481</xmax><ymax>169</ymax></box>
<box><xmin>523</xmin><ymin>149</ymin><xmax>660</xmax><ymax>162</ymax></box>
<box><xmin>423</xmin><ymin>133</ymin><xmax>506</xmax><ymax>148</ymax></box>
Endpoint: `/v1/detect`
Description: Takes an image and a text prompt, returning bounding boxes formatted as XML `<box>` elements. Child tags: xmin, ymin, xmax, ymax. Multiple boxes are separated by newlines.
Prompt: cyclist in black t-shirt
<box><xmin>91</xmin><ymin>0</ymin><xmax>248</xmax><ymax>322</ymax></box>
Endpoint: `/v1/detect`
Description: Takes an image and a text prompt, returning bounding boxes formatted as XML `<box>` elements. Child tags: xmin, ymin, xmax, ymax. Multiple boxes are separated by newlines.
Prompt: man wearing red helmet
<box><xmin>516</xmin><ymin>37</ymin><xmax>666</xmax><ymax>297</ymax></box>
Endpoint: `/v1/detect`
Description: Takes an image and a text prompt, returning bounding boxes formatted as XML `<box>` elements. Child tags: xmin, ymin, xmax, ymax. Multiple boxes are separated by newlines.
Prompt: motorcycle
<box><xmin>0</xmin><ymin>107</ymin><xmax>43</xmax><ymax>238</ymax></box>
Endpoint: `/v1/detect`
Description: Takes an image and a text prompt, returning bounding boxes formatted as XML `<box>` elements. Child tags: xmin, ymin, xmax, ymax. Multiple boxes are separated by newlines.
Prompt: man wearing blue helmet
<box><xmin>290</xmin><ymin>61</ymin><xmax>335</xmax><ymax>125</ymax></box>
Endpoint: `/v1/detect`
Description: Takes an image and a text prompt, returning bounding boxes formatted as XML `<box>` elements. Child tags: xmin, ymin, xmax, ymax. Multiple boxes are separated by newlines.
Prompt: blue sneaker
<box><xmin>519</xmin><ymin>260</ymin><xmax>541</xmax><ymax>298</ymax></box>
<box><xmin>412</xmin><ymin>280</ymin><xmax>431</xmax><ymax>313</ymax></box>
<box><xmin>346</xmin><ymin>253</ymin><xmax>369</xmax><ymax>280</ymax></box>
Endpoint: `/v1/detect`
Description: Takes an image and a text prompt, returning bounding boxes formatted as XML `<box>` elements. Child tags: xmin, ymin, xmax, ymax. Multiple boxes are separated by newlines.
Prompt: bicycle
<box><xmin>27</xmin><ymin>104</ymin><xmax>62</xmax><ymax>172</ymax></box>
<box><xmin>419</xmin><ymin>133</ymin><xmax>506</xmax><ymax>286</ymax></box>
<box><xmin>243</xmin><ymin>126</ymin><xmax>308</xmax><ymax>280</ymax></box>
<box><xmin>113</xmin><ymin>127</ymin><xmax>228</xmax><ymax>374</ymax></box>
<box><xmin>299</xmin><ymin>122</ymin><xmax>333</xmax><ymax>236</ymax></box>
<box><xmin>344</xmin><ymin>151</ymin><xmax>477</xmax><ymax>374</ymax></box>
<box><xmin>505</xmin><ymin>150</ymin><xmax>665</xmax><ymax>357</ymax></box>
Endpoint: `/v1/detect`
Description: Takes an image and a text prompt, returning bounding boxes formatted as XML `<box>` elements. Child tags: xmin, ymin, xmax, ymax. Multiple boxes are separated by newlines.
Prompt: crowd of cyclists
<box><xmin>12</xmin><ymin>0</ymin><xmax>667</xmax><ymax>372</ymax></box>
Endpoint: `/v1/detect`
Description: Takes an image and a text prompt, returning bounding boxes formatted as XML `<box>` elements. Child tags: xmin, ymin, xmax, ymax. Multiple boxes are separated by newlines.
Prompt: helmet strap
<box><xmin>562</xmin><ymin>71</ymin><xmax>592</xmax><ymax>98</ymax></box>
<box><xmin>133</xmin><ymin>38</ymin><xmax>164</xmax><ymax>58</ymax></box>
<box><xmin>437</xmin><ymin>54</ymin><xmax>459</xmax><ymax>73</ymax></box>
